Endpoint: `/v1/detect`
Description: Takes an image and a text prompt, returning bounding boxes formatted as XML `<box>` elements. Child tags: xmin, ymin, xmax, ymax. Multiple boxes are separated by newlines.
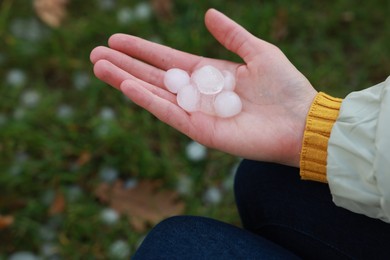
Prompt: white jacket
<box><xmin>327</xmin><ymin>76</ymin><xmax>390</xmax><ymax>222</ymax></box>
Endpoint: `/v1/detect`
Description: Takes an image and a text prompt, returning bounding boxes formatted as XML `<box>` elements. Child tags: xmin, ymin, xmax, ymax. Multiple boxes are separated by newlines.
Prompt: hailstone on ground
<box><xmin>164</xmin><ymin>65</ymin><xmax>242</xmax><ymax>118</ymax></box>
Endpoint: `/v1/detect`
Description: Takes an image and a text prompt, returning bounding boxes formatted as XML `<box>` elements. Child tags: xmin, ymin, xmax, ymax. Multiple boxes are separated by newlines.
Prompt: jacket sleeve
<box><xmin>327</xmin><ymin>76</ymin><xmax>390</xmax><ymax>223</ymax></box>
<box><xmin>300</xmin><ymin>92</ymin><xmax>343</xmax><ymax>183</ymax></box>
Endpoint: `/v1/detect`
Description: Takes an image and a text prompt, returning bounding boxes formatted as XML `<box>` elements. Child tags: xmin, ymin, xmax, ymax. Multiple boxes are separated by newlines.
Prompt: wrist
<box><xmin>299</xmin><ymin>92</ymin><xmax>343</xmax><ymax>182</ymax></box>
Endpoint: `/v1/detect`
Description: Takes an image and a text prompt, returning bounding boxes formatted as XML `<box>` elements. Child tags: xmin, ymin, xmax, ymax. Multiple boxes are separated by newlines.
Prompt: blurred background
<box><xmin>0</xmin><ymin>0</ymin><xmax>389</xmax><ymax>258</ymax></box>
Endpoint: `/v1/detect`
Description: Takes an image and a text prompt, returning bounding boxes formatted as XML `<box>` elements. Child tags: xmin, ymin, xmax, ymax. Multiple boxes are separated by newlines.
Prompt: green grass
<box><xmin>0</xmin><ymin>0</ymin><xmax>389</xmax><ymax>258</ymax></box>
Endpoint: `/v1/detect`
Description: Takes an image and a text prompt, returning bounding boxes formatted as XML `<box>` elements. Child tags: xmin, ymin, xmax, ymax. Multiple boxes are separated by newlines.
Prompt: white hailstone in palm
<box><xmin>214</xmin><ymin>91</ymin><xmax>242</xmax><ymax>118</ymax></box>
<box><xmin>109</xmin><ymin>239</ymin><xmax>131</xmax><ymax>259</ymax></box>
<box><xmin>100</xmin><ymin>208</ymin><xmax>120</xmax><ymax>225</ymax></box>
<box><xmin>164</xmin><ymin>65</ymin><xmax>242</xmax><ymax>118</ymax></box>
<box><xmin>222</xmin><ymin>70</ymin><xmax>236</xmax><ymax>91</ymax></box>
<box><xmin>199</xmin><ymin>93</ymin><xmax>216</xmax><ymax>115</ymax></box>
<box><xmin>186</xmin><ymin>141</ymin><xmax>207</xmax><ymax>161</ymax></box>
<box><xmin>191</xmin><ymin>65</ymin><xmax>225</xmax><ymax>95</ymax></box>
<box><xmin>203</xmin><ymin>186</ymin><xmax>222</xmax><ymax>205</ymax></box>
<box><xmin>177</xmin><ymin>84</ymin><xmax>200</xmax><ymax>112</ymax></box>
<box><xmin>164</xmin><ymin>68</ymin><xmax>190</xmax><ymax>93</ymax></box>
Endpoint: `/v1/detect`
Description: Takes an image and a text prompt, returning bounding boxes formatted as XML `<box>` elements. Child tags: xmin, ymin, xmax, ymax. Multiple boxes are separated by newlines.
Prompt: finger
<box><xmin>91</xmin><ymin>46</ymin><xmax>165</xmax><ymax>88</ymax></box>
<box><xmin>205</xmin><ymin>9</ymin><xmax>269</xmax><ymax>63</ymax></box>
<box><xmin>93</xmin><ymin>59</ymin><xmax>130</xmax><ymax>89</ymax></box>
<box><xmin>108</xmin><ymin>34</ymin><xmax>203</xmax><ymax>71</ymax></box>
<box><xmin>93</xmin><ymin>59</ymin><xmax>177</xmax><ymax>103</ymax></box>
<box><xmin>120</xmin><ymin>79</ymin><xmax>195</xmax><ymax>137</ymax></box>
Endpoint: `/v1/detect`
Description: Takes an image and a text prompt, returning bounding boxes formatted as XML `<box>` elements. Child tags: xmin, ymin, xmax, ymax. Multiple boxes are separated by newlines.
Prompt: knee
<box><xmin>134</xmin><ymin>216</ymin><xmax>218</xmax><ymax>258</ymax></box>
<box><xmin>134</xmin><ymin>216</ymin><xmax>191</xmax><ymax>257</ymax></box>
<box><xmin>142</xmin><ymin>216</ymin><xmax>211</xmax><ymax>242</ymax></box>
<box><xmin>149</xmin><ymin>216</ymin><xmax>190</xmax><ymax>236</ymax></box>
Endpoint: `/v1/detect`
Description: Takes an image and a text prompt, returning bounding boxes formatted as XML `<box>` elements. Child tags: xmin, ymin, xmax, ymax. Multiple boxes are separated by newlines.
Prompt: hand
<box><xmin>90</xmin><ymin>9</ymin><xmax>317</xmax><ymax>167</ymax></box>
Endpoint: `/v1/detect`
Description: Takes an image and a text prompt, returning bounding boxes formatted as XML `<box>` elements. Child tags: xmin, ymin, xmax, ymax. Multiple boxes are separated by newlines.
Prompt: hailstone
<box><xmin>222</xmin><ymin>70</ymin><xmax>236</xmax><ymax>91</ymax></box>
<box><xmin>191</xmin><ymin>65</ymin><xmax>224</xmax><ymax>95</ymax></box>
<box><xmin>214</xmin><ymin>91</ymin><xmax>242</xmax><ymax>118</ymax></box>
<box><xmin>163</xmin><ymin>65</ymin><xmax>242</xmax><ymax>118</ymax></box>
<box><xmin>164</xmin><ymin>68</ymin><xmax>190</xmax><ymax>93</ymax></box>
<box><xmin>199</xmin><ymin>93</ymin><xmax>216</xmax><ymax>115</ymax></box>
<box><xmin>177</xmin><ymin>84</ymin><xmax>200</xmax><ymax>112</ymax></box>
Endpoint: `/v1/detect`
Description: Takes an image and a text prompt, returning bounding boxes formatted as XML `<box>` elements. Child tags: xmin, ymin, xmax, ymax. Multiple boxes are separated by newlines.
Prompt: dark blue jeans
<box><xmin>134</xmin><ymin>160</ymin><xmax>390</xmax><ymax>259</ymax></box>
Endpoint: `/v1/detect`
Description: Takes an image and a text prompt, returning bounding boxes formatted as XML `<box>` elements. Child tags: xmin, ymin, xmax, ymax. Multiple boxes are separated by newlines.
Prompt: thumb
<box><xmin>205</xmin><ymin>9</ymin><xmax>268</xmax><ymax>63</ymax></box>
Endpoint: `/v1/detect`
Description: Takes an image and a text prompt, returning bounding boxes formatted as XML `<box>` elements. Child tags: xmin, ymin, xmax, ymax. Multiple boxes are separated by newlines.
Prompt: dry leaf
<box><xmin>271</xmin><ymin>8</ymin><xmax>289</xmax><ymax>41</ymax></box>
<box><xmin>152</xmin><ymin>0</ymin><xmax>173</xmax><ymax>21</ymax></box>
<box><xmin>341</xmin><ymin>11</ymin><xmax>355</xmax><ymax>23</ymax></box>
<box><xmin>76</xmin><ymin>151</ymin><xmax>92</xmax><ymax>166</ymax></box>
<box><xmin>34</xmin><ymin>0</ymin><xmax>68</xmax><ymax>28</ymax></box>
<box><xmin>48</xmin><ymin>190</ymin><xmax>66</xmax><ymax>215</ymax></box>
<box><xmin>95</xmin><ymin>180</ymin><xmax>184</xmax><ymax>232</ymax></box>
<box><xmin>0</xmin><ymin>215</ymin><xmax>14</xmax><ymax>229</ymax></box>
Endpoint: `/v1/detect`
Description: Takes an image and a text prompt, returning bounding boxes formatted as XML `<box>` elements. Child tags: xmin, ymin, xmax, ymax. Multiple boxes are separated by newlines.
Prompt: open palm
<box><xmin>90</xmin><ymin>9</ymin><xmax>317</xmax><ymax>167</ymax></box>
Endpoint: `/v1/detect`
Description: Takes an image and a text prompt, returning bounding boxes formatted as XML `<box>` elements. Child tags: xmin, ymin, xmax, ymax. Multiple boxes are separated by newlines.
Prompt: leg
<box><xmin>133</xmin><ymin>216</ymin><xmax>300</xmax><ymax>259</ymax></box>
<box><xmin>234</xmin><ymin>159</ymin><xmax>390</xmax><ymax>259</ymax></box>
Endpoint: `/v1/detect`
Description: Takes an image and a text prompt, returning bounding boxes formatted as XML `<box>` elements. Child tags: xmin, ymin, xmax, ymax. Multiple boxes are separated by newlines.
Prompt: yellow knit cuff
<box><xmin>300</xmin><ymin>92</ymin><xmax>343</xmax><ymax>183</ymax></box>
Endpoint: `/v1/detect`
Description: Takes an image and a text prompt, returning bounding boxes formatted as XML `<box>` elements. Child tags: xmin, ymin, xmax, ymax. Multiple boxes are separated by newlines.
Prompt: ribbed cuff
<box><xmin>300</xmin><ymin>92</ymin><xmax>343</xmax><ymax>183</ymax></box>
